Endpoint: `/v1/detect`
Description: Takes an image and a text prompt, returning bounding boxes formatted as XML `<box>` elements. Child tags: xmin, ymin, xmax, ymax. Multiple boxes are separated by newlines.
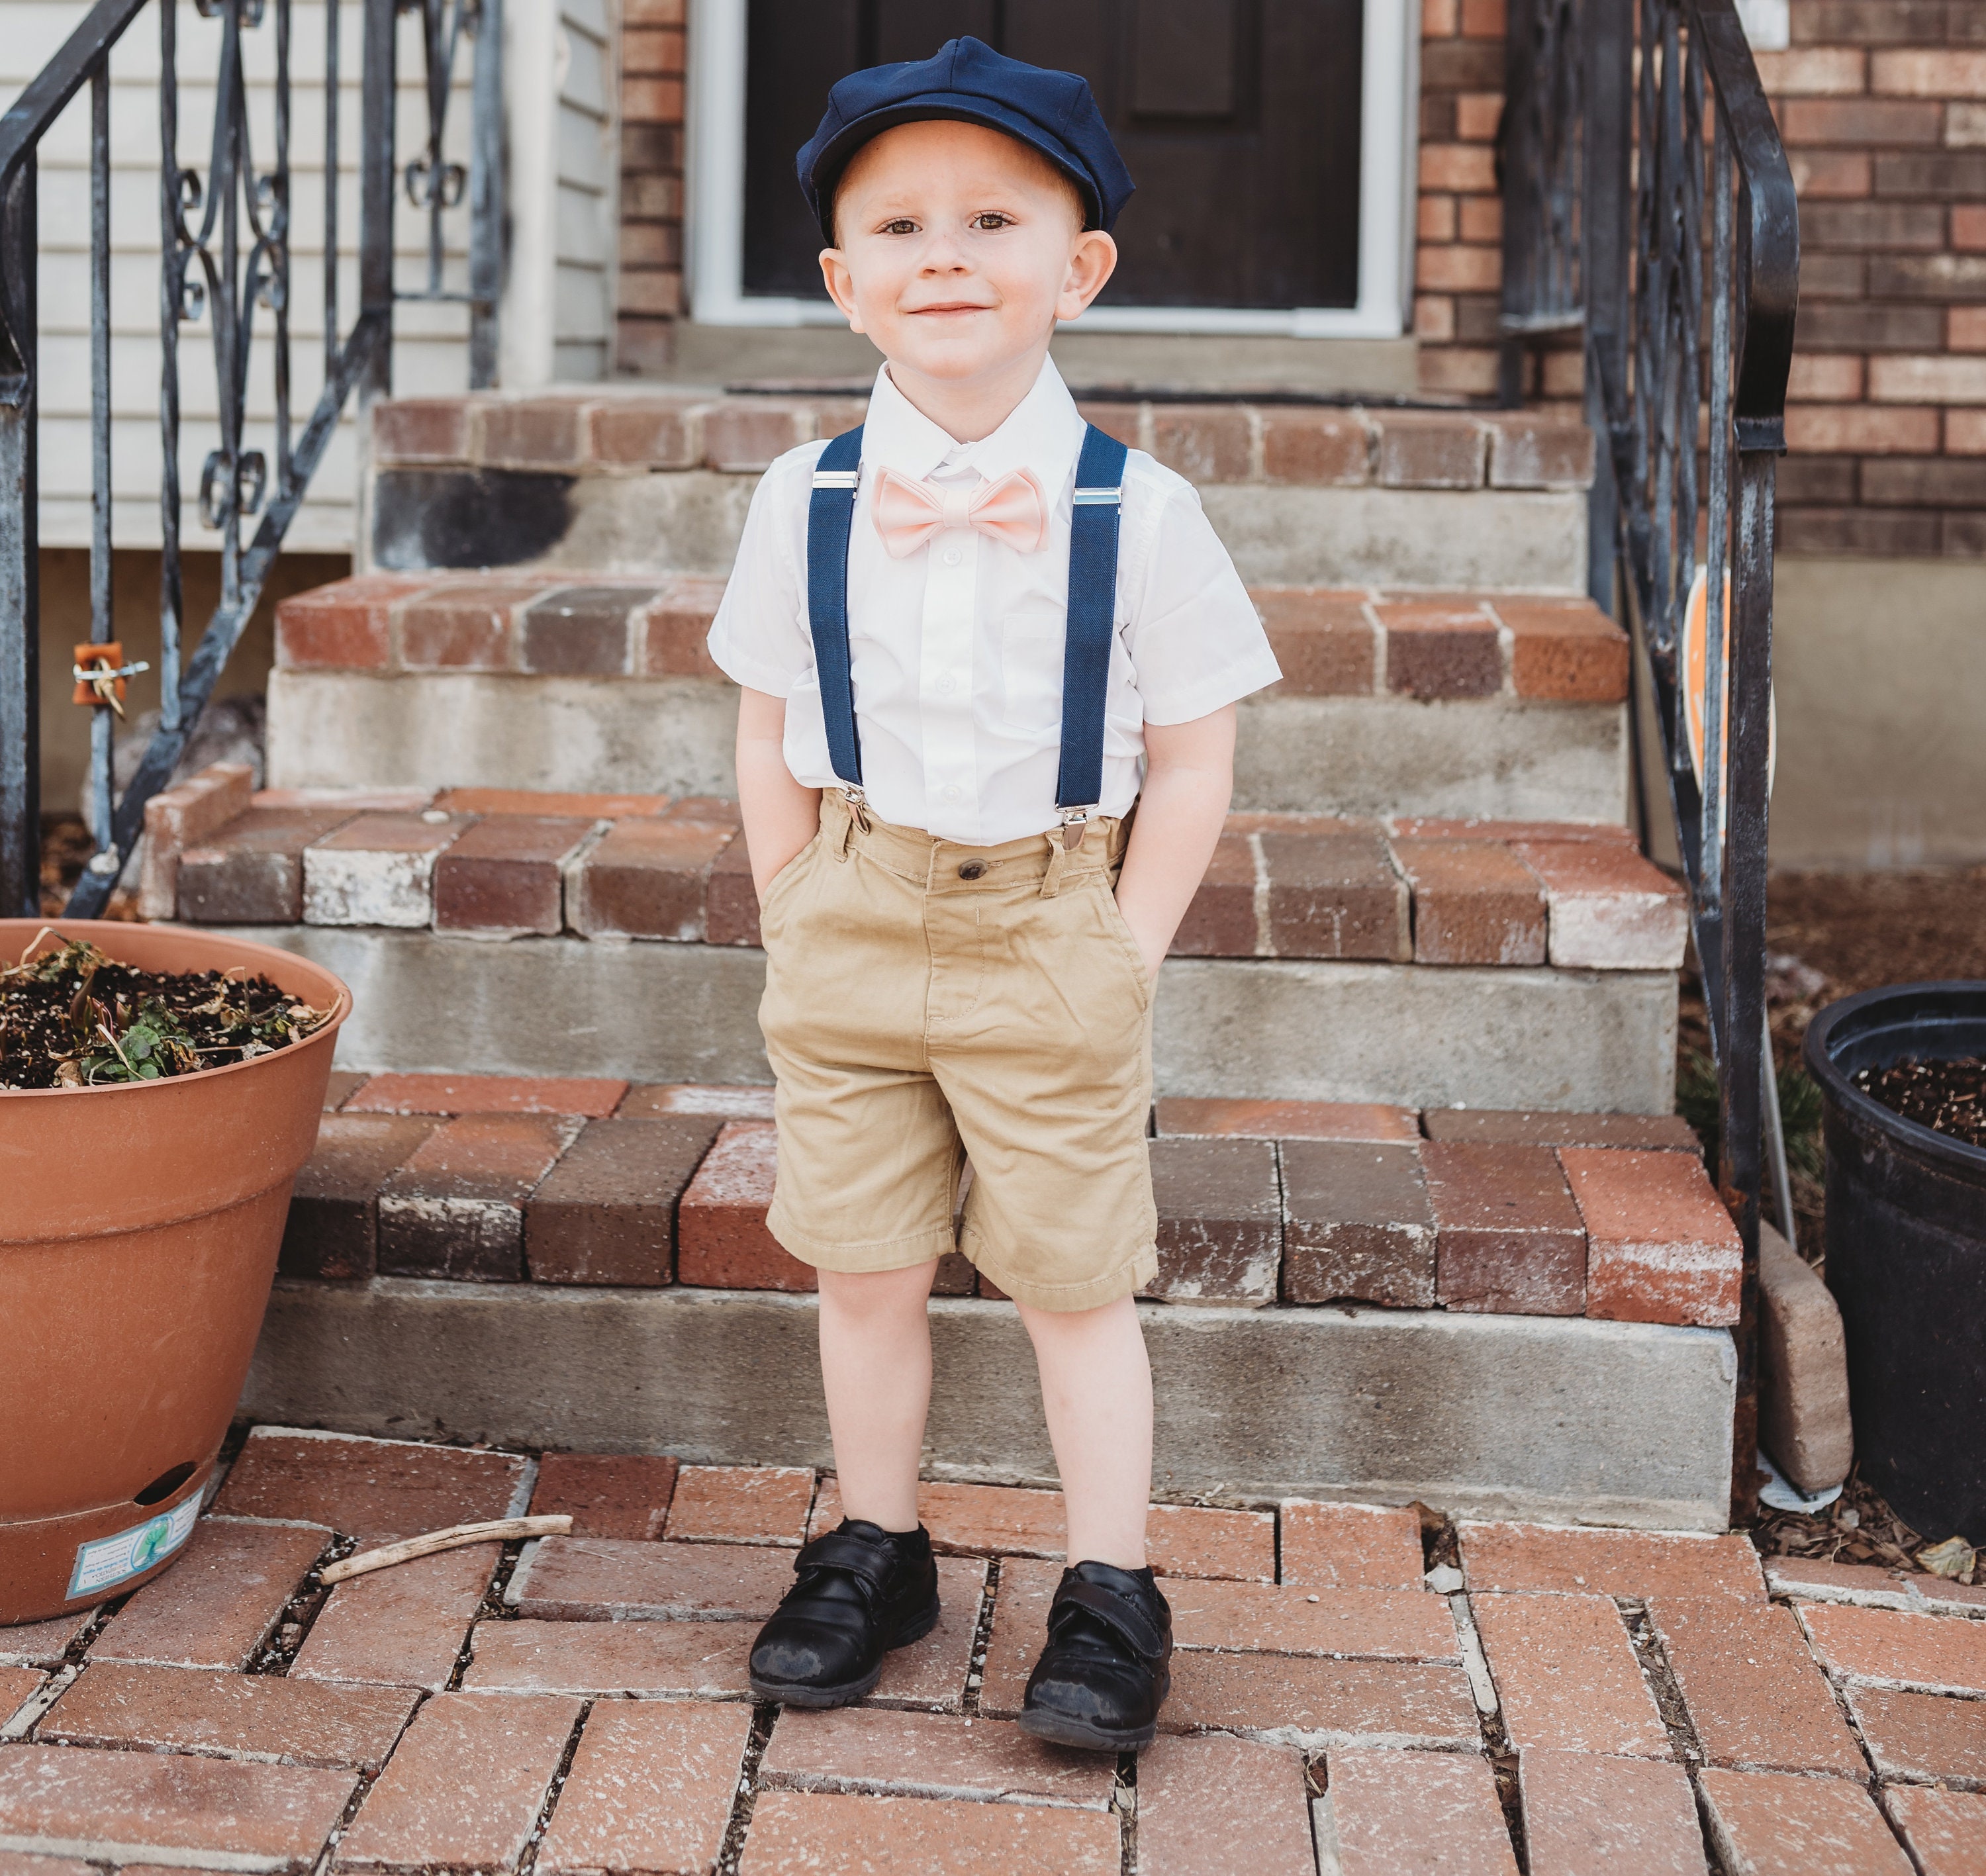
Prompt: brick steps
<box><xmin>291</xmin><ymin>1073</ymin><xmax>1731</xmax><ymax>1325</ymax></box>
<box><xmin>148</xmin><ymin>776</ymin><xmax>1681</xmax><ymax>1109</ymax></box>
<box><xmin>365</xmin><ymin>392</ymin><xmax>1595</xmax><ymax>592</ymax></box>
<box><xmin>242</xmin><ymin>1074</ymin><xmax>1743</xmax><ymax>1524</ymax></box>
<box><xmin>267</xmin><ymin>574</ymin><xmax>1631</xmax><ymax>819</ymax></box>
<box><xmin>158</xmin><ymin>781</ymin><xmax>1676</xmax><ymax>966</ymax></box>
<box><xmin>275</xmin><ymin>572</ymin><xmax>1627</xmax><ymax>702</ymax></box>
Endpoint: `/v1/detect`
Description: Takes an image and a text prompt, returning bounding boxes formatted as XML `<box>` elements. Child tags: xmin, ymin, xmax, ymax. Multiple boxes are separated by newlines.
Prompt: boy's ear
<box><xmin>1058</xmin><ymin>230</ymin><xmax>1118</xmax><ymax>324</ymax></box>
<box><xmin>820</xmin><ymin>249</ymin><xmax>865</xmax><ymax>333</ymax></box>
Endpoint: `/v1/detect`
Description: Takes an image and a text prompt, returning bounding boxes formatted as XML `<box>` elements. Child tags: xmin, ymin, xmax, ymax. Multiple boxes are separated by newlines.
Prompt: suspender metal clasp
<box><xmin>1058</xmin><ymin>805</ymin><xmax>1093</xmax><ymax>851</ymax></box>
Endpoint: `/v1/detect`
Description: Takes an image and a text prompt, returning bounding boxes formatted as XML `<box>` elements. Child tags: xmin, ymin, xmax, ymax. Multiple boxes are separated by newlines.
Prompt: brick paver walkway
<box><xmin>4</xmin><ymin>1430</ymin><xmax>1982</xmax><ymax>1873</ymax></box>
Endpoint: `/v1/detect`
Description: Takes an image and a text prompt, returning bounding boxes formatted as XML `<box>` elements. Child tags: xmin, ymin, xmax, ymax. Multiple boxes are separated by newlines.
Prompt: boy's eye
<box><xmin>879</xmin><ymin>218</ymin><xmax>918</xmax><ymax>236</ymax></box>
<box><xmin>971</xmin><ymin>212</ymin><xmax>1013</xmax><ymax>230</ymax></box>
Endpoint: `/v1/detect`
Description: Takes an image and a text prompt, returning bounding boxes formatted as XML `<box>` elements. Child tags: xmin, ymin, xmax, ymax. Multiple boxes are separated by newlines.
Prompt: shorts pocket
<box><xmin>999</xmin><ymin>614</ymin><xmax>1066</xmax><ymax>734</ymax></box>
<box><xmin>1094</xmin><ymin>877</ymin><xmax>1155</xmax><ymax>1011</ymax></box>
<box><xmin>757</xmin><ymin>831</ymin><xmax>821</xmax><ymax>935</ymax></box>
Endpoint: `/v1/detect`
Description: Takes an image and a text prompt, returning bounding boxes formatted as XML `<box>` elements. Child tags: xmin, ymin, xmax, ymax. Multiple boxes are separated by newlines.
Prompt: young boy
<box><xmin>707</xmin><ymin>37</ymin><xmax>1280</xmax><ymax>1751</ymax></box>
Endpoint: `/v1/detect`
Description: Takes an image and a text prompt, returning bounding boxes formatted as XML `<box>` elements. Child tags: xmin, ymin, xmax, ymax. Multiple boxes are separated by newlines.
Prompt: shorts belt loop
<box><xmin>829</xmin><ymin>790</ymin><xmax>861</xmax><ymax>861</ymax></box>
<box><xmin>1040</xmin><ymin>833</ymin><xmax>1071</xmax><ymax>898</ymax></box>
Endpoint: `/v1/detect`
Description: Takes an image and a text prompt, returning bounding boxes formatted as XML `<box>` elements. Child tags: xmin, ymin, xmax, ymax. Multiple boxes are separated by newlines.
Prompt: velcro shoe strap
<box><xmin>792</xmin><ymin>1530</ymin><xmax>896</xmax><ymax>1603</ymax></box>
<box><xmin>1047</xmin><ymin>1577</ymin><xmax>1166</xmax><ymax>1662</ymax></box>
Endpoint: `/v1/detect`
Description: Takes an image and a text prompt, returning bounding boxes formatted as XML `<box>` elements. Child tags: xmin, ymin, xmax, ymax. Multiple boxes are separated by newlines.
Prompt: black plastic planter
<box><xmin>1805</xmin><ymin>982</ymin><xmax>1986</xmax><ymax>1542</ymax></box>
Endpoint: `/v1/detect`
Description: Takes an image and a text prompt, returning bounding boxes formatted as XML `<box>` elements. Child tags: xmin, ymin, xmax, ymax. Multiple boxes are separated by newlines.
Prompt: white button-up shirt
<box><xmin>706</xmin><ymin>356</ymin><xmax>1280</xmax><ymax>846</ymax></box>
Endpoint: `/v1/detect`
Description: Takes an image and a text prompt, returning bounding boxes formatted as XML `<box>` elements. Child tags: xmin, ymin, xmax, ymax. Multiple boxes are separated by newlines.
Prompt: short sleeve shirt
<box><xmin>706</xmin><ymin>355</ymin><xmax>1281</xmax><ymax>847</ymax></box>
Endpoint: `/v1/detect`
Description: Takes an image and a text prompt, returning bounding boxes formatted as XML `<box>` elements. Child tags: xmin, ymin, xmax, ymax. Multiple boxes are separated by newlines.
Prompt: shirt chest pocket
<box><xmin>998</xmin><ymin>613</ymin><xmax>1066</xmax><ymax>734</ymax></box>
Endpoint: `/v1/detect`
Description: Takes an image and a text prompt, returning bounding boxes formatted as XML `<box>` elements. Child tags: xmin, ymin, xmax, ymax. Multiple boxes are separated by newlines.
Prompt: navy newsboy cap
<box><xmin>796</xmin><ymin>36</ymin><xmax>1135</xmax><ymax>244</ymax></box>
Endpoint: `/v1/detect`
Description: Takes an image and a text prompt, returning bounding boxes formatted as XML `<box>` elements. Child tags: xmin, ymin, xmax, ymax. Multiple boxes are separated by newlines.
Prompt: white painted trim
<box><xmin>685</xmin><ymin>0</ymin><xmax>1417</xmax><ymax>338</ymax></box>
<box><xmin>502</xmin><ymin>0</ymin><xmax>563</xmax><ymax>387</ymax></box>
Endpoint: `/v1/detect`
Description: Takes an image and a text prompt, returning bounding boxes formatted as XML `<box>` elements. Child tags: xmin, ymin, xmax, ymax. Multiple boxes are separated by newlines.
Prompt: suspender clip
<box><xmin>1058</xmin><ymin>806</ymin><xmax>1093</xmax><ymax>852</ymax></box>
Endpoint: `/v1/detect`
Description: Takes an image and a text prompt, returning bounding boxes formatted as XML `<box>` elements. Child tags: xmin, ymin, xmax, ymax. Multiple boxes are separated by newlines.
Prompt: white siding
<box><xmin>504</xmin><ymin>0</ymin><xmax>619</xmax><ymax>387</ymax></box>
<box><xmin>7</xmin><ymin>0</ymin><xmax>620</xmax><ymax>555</ymax></box>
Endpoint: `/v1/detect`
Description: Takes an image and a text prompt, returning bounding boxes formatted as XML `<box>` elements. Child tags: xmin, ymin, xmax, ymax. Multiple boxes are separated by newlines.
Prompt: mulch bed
<box><xmin>1855</xmin><ymin>1055</ymin><xmax>1986</xmax><ymax>1150</ymax></box>
<box><xmin>1</xmin><ymin>933</ymin><xmax>332</xmax><ymax>1090</ymax></box>
<box><xmin>1754</xmin><ymin>1463</ymin><xmax>1977</xmax><ymax>1581</ymax></box>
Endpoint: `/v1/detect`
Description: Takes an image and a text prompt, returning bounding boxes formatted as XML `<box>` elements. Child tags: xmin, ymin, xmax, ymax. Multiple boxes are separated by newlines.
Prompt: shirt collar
<box><xmin>860</xmin><ymin>355</ymin><xmax>1086</xmax><ymax>496</ymax></box>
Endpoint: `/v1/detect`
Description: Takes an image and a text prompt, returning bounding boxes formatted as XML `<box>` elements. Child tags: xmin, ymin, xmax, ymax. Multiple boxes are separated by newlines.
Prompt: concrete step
<box><xmin>246</xmin><ymin>923</ymin><xmax>1680</xmax><ymax>1112</ymax></box>
<box><xmin>145</xmin><ymin>776</ymin><xmax>1683</xmax><ymax>1112</ymax></box>
<box><xmin>643</xmin><ymin>320</ymin><xmax>1424</xmax><ymax>398</ymax></box>
<box><xmin>252</xmin><ymin>1074</ymin><xmax>1737</xmax><ymax>1530</ymax></box>
<box><xmin>365</xmin><ymin>391</ymin><xmax>1594</xmax><ymax>592</ymax></box>
<box><xmin>267</xmin><ymin>574</ymin><xmax>1629</xmax><ymax>821</ymax></box>
<box><xmin>246</xmin><ymin>1280</ymin><xmax>1735</xmax><ymax>1530</ymax></box>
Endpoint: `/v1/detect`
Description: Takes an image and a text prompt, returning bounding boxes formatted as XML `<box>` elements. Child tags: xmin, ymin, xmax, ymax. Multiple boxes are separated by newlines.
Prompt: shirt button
<box><xmin>942</xmin><ymin>784</ymin><xmax>962</xmax><ymax>802</ymax></box>
<box><xmin>943</xmin><ymin>547</ymin><xmax>963</xmax><ymax>566</ymax></box>
<box><xmin>958</xmin><ymin>860</ymin><xmax>988</xmax><ymax>880</ymax></box>
<box><xmin>936</xmin><ymin>675</ymin><xmax>955</xmax><ymax>695</ymax></box>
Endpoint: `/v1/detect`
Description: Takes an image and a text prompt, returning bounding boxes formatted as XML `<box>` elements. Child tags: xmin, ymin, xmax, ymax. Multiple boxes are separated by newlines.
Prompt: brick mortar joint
<box><xmin>714</xmin><ymin>1703</ymin><xmax>781</xmax><ymax>1876</ymax></box>
<box><xmin>1620</xmin><ymin>1595</ymin><xmax>1710</xmax><ymax>1770</ymax></box>
<box><xmin>513</xmin><ymin>1693</ymin><xmax>594</xmax><ymax>1876</ymax></box>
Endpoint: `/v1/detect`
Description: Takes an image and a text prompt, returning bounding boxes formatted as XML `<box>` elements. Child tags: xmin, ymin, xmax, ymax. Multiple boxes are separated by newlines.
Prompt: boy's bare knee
<box><xmin>818</xmin><ymin>1261</ymin><xmax>939</xmax><ymax>1321</ymax></box>
<box><xmin>1016</xmin><ymin>1291</ymin><xmax>1139</xmax><ymax>1340</ymax></box>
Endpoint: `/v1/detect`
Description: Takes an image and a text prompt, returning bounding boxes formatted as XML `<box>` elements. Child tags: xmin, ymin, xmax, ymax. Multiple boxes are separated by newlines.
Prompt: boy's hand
<box><xmin>736</xmin><ymin>688</ymin><xmax>824</xmax><ymax>898</ymax></box>
<box><xmin>1111</xmin><ymin>706</ymin><xmax>1237</xmax><ymax>982</ymax></box>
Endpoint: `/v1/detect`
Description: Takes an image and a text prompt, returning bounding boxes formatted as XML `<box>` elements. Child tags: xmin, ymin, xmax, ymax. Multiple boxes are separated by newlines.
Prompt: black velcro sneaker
<box><xmin>747</xmin><ymin>1519</ymin><xmax>941</xmax><ymax>1707</ymax></box>
<box><xmin>1016</xmin><ymin>1560</ymin><xmax>1174</xmax><ymax>1751</ymax></box>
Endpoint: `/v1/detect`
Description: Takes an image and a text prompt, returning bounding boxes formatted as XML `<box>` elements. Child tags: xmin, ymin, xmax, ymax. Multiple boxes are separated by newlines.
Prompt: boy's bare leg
<box><xmin>818</xmin><ymin>1262</ymin><xmax>941</xmax><ymax>1532</ymax></box>
<box><xmin>1016</xmin><ymin>1294</ymin><xmax>1153</xmax><ymax>1568</ymax></box>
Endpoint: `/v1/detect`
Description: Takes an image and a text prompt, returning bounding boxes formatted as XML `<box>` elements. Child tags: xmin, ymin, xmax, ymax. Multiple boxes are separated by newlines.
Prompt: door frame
<box><xmin>684</xmin><ymin>0</ymin><xmax>1419</xmax><ymax>337</ymax></box>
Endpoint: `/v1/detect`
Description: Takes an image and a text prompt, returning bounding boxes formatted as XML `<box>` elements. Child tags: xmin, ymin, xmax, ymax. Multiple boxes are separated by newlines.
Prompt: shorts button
<box><xmin>958</xmin><ymin>860</ymin><xmax>988</xmax><ymax>880</ymax></box>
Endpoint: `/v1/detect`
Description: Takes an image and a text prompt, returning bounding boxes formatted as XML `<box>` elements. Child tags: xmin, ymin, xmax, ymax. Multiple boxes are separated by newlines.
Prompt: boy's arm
<box><xmin>1111</xmin><ymin>704</ymin><xmax>1236</xmax><ymax>978</ymax></box>
<box><xmin>736</xmin><ymin>688</ymin><xmax>824</xmax><ymax>898</ymax></box>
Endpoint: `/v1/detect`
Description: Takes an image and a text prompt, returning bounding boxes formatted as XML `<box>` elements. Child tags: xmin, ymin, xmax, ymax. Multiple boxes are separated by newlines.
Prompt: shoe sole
<box><xmin>1014</xmin><ymin>1705</ymin><xmax>1158</xmax><ymax>1752</ymax></box>
<box><xmin>748</xmin><ymin>1598</ymin><xmax>942</xmax><ymax>1709</ymax></box>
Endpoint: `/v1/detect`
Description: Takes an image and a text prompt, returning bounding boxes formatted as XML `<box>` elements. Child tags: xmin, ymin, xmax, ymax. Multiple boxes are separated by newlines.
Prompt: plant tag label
<box><xmin>66</xmin><ymin>1494</ymin><xmax>201</xmax><ymax>1600</ymax></box>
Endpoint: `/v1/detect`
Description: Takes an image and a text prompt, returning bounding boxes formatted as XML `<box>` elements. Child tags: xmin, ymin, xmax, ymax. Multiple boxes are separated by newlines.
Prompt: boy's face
<box><xmin>820</xmin><ymin>120</ymin><xmax>1117</xmax><ymax>389</ymax></box>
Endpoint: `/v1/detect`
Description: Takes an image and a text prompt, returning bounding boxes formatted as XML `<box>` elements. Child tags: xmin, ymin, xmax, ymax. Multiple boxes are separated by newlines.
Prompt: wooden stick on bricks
<box><xmin>318</xmin><ymin>1515</ymin><xmax>573</xmax><ymax>1584</ymax></box>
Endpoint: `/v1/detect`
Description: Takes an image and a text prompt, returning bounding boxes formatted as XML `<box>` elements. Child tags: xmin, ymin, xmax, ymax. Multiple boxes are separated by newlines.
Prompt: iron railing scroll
<box><xmin>0</xmin><ymin>0</ymin><xmax>504</xmax><ymax>922</ymax></box>
<box><xmin>1503</xmin><ymin>0</ymin><xmax>1799</xmax><ymax>1521</ymax></box>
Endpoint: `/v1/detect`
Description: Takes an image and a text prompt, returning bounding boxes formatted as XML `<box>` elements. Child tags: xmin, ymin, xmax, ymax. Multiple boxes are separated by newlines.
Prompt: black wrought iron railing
<box><xmin>0</xmin><ymin>0</ymin><xmax>503</xmax><ymax>922</ymax></box>
<box><xmin>1502</xmin><ymin>0</ymin><xmax>1799</xmax><ymax>1516</ymax></box>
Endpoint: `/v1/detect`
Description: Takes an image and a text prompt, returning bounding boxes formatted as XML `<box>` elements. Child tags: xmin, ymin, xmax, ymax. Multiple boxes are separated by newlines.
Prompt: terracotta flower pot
<box><xmin>0</xmin><ymin>919</ymin><xmax>350</xmax><ymax>1625</ymax></box>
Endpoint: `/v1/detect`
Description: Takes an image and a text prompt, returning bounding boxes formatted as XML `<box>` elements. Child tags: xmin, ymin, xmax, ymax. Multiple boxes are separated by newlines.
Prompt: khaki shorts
<box><xmin>757</xmin><ymin>790</ymin><xmax>1159</xmax><ymax>1311</ymax></box>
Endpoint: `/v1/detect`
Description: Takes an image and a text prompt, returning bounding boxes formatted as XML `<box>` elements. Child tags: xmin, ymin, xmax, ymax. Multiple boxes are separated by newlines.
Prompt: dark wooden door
<box><xmin>741</xmin><ymin>1</ymin><xmax>1364</xmax><ymax>309</ymax></box>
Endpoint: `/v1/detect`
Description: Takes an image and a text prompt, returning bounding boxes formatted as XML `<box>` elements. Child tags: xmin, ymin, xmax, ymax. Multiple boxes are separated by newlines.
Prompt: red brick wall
<box><xmin>1764</xmin><ymin>9</ymin><xmax>1986</xmax><ymax>557</ymax></box>
<box><xmin>1411</xmin><ymin>0</ymin><xmax>1986</xmax><ymax>555</ymax></box>
<box><xmin>618</xmin><ymin>0</ymin><xmax>685</xmax><ymax>374</ymax></box>
<box><xmin>1413</xmin><ymin>0</ymin><xmax>1519</xmax><ymax>400</ymax></box>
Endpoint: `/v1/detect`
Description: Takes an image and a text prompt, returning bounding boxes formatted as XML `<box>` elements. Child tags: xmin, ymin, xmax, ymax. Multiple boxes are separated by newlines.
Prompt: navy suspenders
<box><xmin>804</xmin><ymin>422</ymin><xmax>1129</xmax><ymax>834</ymax></box>
<box><xmin>804</xmin><ymin>426</ymin><xmax>867</xmax><ymax>793</ymax></box>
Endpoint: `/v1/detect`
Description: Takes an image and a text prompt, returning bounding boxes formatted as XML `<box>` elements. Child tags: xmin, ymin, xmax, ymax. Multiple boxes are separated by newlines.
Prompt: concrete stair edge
<box><xmin>244</xmin><ymin>1280</ymin><xmax>1737</xmax><ymax>1533</ymax></box>
<box><xmin>265</xmin><ymin>673</ymin><xmax>1630</xmax><ymax>824</ymax></box>
<box><xmin>236</xmin><ymin>923</ymin><xmax>1678</xmax><ymax>1114</ymax></box>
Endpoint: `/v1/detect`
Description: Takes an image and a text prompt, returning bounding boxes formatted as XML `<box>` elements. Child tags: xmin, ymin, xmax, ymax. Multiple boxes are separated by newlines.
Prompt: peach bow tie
<box><xmin>871</xmin><ymin>464</ymin><xmax>1050</xmax><ymax>559</ymax></box>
